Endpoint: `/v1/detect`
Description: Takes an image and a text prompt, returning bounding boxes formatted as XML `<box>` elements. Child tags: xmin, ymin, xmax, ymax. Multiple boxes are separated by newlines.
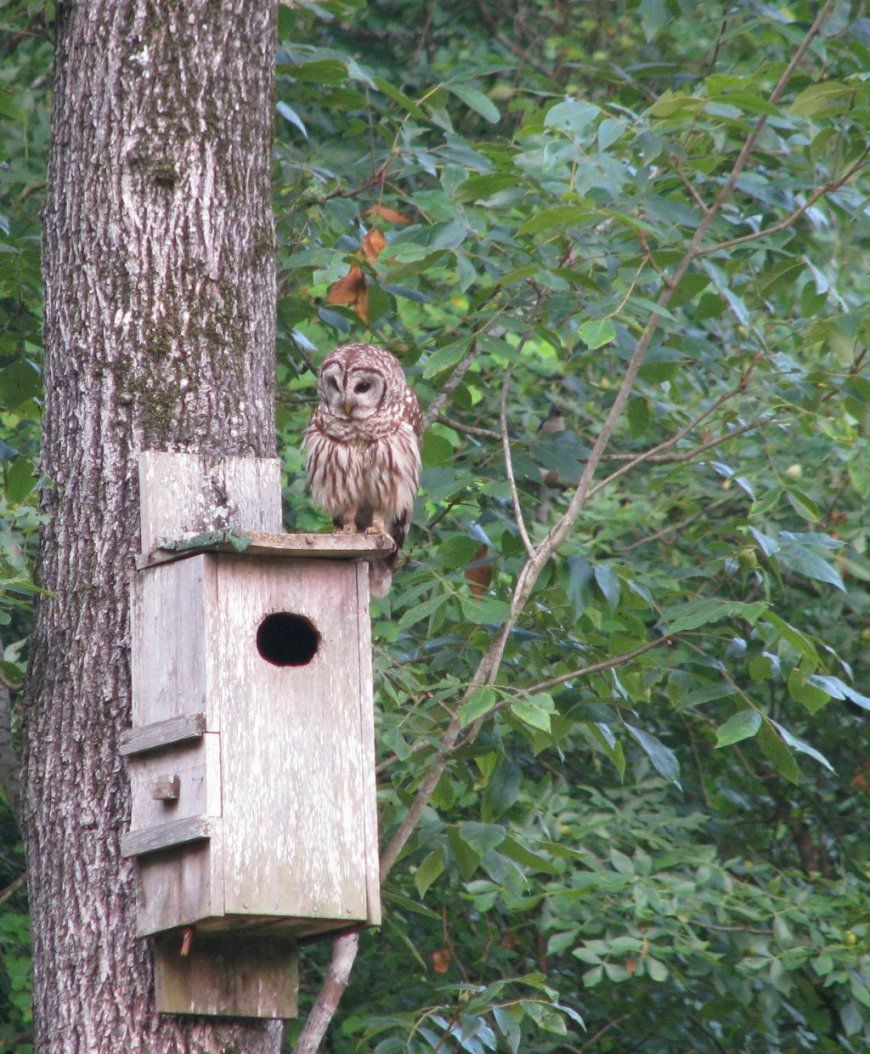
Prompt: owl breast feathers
<box><xmin>303</xmin><ymin>343</ymin><xmax>423</xmax><ymax>596</ymax></box>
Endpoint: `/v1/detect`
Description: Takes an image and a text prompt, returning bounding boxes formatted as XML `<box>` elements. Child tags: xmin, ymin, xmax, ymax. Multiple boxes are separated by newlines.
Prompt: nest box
<box><xmin>120</xmin><ymin>451</ymin><xmax>388</xmax><ymax>1018</ymax></box>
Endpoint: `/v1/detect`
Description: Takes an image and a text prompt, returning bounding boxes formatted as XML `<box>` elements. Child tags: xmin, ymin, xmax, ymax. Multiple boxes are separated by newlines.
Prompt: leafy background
<box><xmin>1</xmin><ymin>1</ymin><xmax>867</xmax><ymax>1051</ymax></box>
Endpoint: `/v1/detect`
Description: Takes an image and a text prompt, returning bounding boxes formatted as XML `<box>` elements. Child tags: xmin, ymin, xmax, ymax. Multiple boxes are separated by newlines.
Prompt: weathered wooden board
<box><xmin>138</xmin><ymin>450</ymin><xmax>282</xmax><ymax>555</ymax></box>
<box><xmin>119</xmin><ymin>712</ymin><xmax>206</xmax><ymax>757</ymax></box>
<box><xmin>121</xmin><ymin>815</ymin><xmax>214</xmax><ymax>859</ymax></box>
<box><xmin>138</xmin><ymin>528</ymin><xmax>394</xmax><ymax>569</ymax></box>
<box><xmin>130</xmin><ymin>555</ymin><xmax>215</xmax><ymax>729</ymax></box>
<box><xmin>154</xmin><ymin>933</ymin><xmax>298</xmax><ymax>1019</ymax></box>
<box><xmin>214</xmin><ymin>556</ymin><xmax>372</xmax><ymax>924</ymax></box>
<box><xmin>355</xmin><ymin>560</ymin><xmax>382</xmax><ymax>927</ymax></box>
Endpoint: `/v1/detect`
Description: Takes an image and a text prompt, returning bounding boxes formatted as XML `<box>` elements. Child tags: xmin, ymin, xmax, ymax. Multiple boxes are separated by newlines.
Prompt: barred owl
<box><xmin>303</xmin><ymin>343</ymin><xmax>423</xmax><ymax>596</ymax></box>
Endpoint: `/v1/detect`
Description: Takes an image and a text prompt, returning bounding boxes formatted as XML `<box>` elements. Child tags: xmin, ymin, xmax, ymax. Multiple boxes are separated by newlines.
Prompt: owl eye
<box><xmin>354</xmin><ymin>381</ymin><xmax>372</xmax><ymax>394</ymax></box>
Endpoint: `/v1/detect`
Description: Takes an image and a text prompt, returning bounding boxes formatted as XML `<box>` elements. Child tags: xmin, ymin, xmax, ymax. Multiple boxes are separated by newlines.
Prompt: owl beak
<box><xmin>344</xmin><ymin>403</ymin><xmax>352</xmax><ymax>416</ymax></box>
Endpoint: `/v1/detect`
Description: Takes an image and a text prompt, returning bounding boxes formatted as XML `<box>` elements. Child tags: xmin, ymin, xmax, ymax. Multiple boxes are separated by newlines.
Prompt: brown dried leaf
<box><xmin>432</xmin><ymin>948</ymin><xmax>451</xmax><ymax>973</ymax></box>
<box><xmin>366</xmin><ymin>204</ymin><xmax>412</xmax><ymax>226</ymax></box>
<box><xmin>361</xmin><ymin>227</ymin><xmax>387</xmax><ymax>261</ymax></box>
<box><xmin>465</xmin><ymin>545</ymin><xmax>492</xmax><ymax>597</ymax></box>
<box><xmin>326</xmin><ymin>265</ymin><xmax>368</xmax><ymax>322</ymax></box>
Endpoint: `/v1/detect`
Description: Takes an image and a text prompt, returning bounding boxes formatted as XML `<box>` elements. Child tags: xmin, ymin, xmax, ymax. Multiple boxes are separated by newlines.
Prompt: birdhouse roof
<box><xmin>137</xmin><ymin>529</ymin><xmax>394</xmax><ymax>570</ymax></box>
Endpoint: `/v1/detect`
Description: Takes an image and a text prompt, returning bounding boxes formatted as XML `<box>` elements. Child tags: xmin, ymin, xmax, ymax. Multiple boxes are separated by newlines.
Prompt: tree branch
<box><xmin>697</xmin><ymin>149</ymin><xmax>868</xmax><ymax>256</ymax></box>
<box><xmin>377</xmin><ymin>0</ymin><xmax>835</xmax><ymax>892</ymax></box>
<box><xmin>293</xmin><ymin>933</ymin><xmax>359</xmax><ymax>1054</ymax></box>
<box><xmin>300</xmin><ymin>8</ymin><xmax>839</xmax><ymax>1048</ymax></box>
<box><xmin>0</xmin><ymin>872</ymin><xmax>27</xmax><ymax>908</ymax></box>
<box><xmin>422</xmin><ymin>301</ymin><xmax>509</xmax><ymax>432</ymax></box>
<box><xmin>501</xmin><ymin>370</ymin><xmax>534</xmax><ymax>558</ymax></box>
<box><xmin>523</xmin><ymin>635</ymin><xmax>676</xmax><ymax>695</ymax></box>
<box><xmin>589</xmin><ymin>410</ymin><xmax>769</xmax><ymax>501</ymax></box>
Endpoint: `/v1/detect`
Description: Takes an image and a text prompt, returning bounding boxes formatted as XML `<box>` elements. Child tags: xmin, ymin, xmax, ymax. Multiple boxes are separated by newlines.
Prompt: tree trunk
<box><xmin>21</xmin><ymin>1</ymin><xmax>281</xmax><ymax>1049</ymax></box>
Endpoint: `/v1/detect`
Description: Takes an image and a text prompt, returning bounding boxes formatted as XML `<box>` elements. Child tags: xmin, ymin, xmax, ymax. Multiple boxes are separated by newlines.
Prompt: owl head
<box><xmin>317</xmin><ymin>343</ymin><xmax>405</xmax><ymax>422</ymax></box>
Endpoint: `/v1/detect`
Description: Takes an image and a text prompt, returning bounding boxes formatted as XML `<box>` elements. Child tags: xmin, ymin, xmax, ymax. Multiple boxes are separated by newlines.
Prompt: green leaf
<box><xmin>761</xmin><ymin>612</ymin><xmax>820</xmax><ymax>663</ymax></box>
<box><xmin>790</xmin><ymin>81</ymin><xmax>854</xmax><ymax>117</ymax></box>
<box><xmin>522</xmin><ymin>1000</ymin><xmax>567</xmax><ymax>1035</ymax></box>
<box><xmin>775</xmin><ymin>539</ymin><xmax>845</xmax><ymax>592</ymax></box>
<box><xmin>609</xmin><ymin>848</ymin><xmax>634</xmax><ymax>875</ymax></box>
<box><xmin>460</xmin><ymin>596</ymin><xmax>512</xmax><ymax>624</ymax></box>
<box><xmin>276</xmin><ymin>101</ymin><xmax>307</xmax><ymax>138</ymax></box>
<box><xmin>593</xmin><ymin>563</ymin><xmax>620</xmax><ymax>611</ymax></box>
<box><xmin>414</xmin><ymin>847</ymin><xmax>445</xmax><ymax>898</ymax></box>
<box><xmin>374</xmin><ymin>77</ymin><xmax>428</xmax><ymax>119</ymax></box>
<box><xmin>664</xmin><ymin>598</ymin><xmax>766</xmax><ymax>633</ymax></box>
<box><xmin>0</xmin><ymin>360</ymin><xmax>41</xmax><ymax>410</ymax></box>
<box><xmin>668</xmin><ymin>273</ymin><xmax>710</xmax><ymax>308</ymax></box>
<box><xmin>483</xmin><ymin>760</ymin><xmax>522</xmax><ymax>819</ymax></box>
<box><xmin>516</xmin><ymin>205</ymin><xmax>595</xmax><ymax>236</ymax></box>
<box><xmin>446</xmin><ymin>83</ymin><xmax>500</xmax><ymax>124</ymax></box>
<box><xmin>493</xmin><ymin>1005</ymin><xmax>523</xmax><ymax>1054</ymax></box>
<box><xmin>786</xmin><ymin>488</ymin><xmax>821</xmax><ymax>522</ymax></box>
<box><xmin>639</xmin><ymin>0</ymin><xmax>668</xmax><ymax>41</ymax></box>
<box><xmin>646</xmin><ymin>957</ymin><xmax>668</xmax><ymax>982</ymax></box>
<box><xmin>291</xmin><ymin>58</ymin><xmax>347</xmax><ymax>85</ymax></box>
<box><xmin>650</xmin><ymin>91</ymin><xmax>703</xmax><ymax>118</ymax></box>
<box><xmin>5</xmin><ymin>456</ymin><xmax>36</xmax><ymax>504</ymax></box>
<box><xmin>501</xmin><ymin>835</ymin><xmax>559</xmax><ymax>875</ymax></box>
<box><xmin>625</xmin><ymin>724</ymin><xmax>680</xmax><ymax>785</ymax></box>
<box><xmin>396</xmin><ymin>594</ymin><xmax>447</xmax><ymax>631</ymax></box>
<box><xmin>459</xmin><ymin>686</ymin><xmax>498</xmax><ymax>727</ymax></box>
<box><xmin>787</xmin><ymin>669</ymin><xmax>831</xmax><ymax>714</ymax></box>
<box><xmin>772</xmin><ymin>720</ymin><xmax>835</xmax><ymax>774</ymax></box>
<box><xmin>455</xmin><ymin>173</ymin><xmax>518</xmax><ymax>203</ymax></box>
<box><xmin>806</xmin><ymin>674</ymin><xmax>870</xmax><ymax>711</ymax></box>
<box><xmin>457</xmin><ymin>821</ymin><xmax>506</xmax><ymax>858</ymax></box>
<box><xmin>423</xmin><ymin>338</ymin><xmax>472</xmax><ymax>379</ymax></box>
<box><xmin>511</xmin><ymin>699</ymin><xmax>552</xmax><ymax>733</ymax></box>
<box><xmin>758</xmin><ymin>722</ymin><xmax>799</xmax><ymax>784</ymax></box>
<box><xmin>544</xmin><ymin>99</ymin><xmax>599</xmax><ymax>136</ymax></box>
<box><xmin>577</xmin><ymin>318</ymin><xmax>616</xmax><ymax>350</ymax></box>
<box><xmin>715</xmin><ymin>709</ymin><xmax>762</xmax><ymax>747</ymax></box>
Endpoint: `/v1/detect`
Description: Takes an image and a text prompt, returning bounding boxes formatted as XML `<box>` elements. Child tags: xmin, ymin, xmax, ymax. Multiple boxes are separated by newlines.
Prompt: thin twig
<box><xmin>619</xmin><ymin>497</ymin><xmax>731</xmax><ymax>552</ymax></box>
<box><xmin>437</xmin><ymin>415</ymin><xmax>500</xmax><ymax>440</ymax></box>
<box><xmin>523</xmin><ymin>635</ymin><xmax>675</xmax><ymax>695</ymax></box>
<box><xmin>500</xmin><ymin>370</ymin><xmax>534</xmax><ymax>558</ymax></box>
<box><xmin>422</xmin><ymin>308</ymin><xmax>509</xmax><ymax>435</ymax></box>
<box><xmin>589</xmin><ymin>412</ymin><xmax>769</xmax><ymax>501</ymax></box>
<box><xmin>578</xmin><ymin>1012</ymin><xmax>634</xmax><ymax>1051</ymax></box>
<box><xmin>697</xmin><ymin>150</ymin><xmax>868</xmax><ymax>256</ymax></box>
<box><xmin>672</xmin><ymin>157</ymin><xmax>711</xmax><ymax>215</ymax></box>
<box><xmin>0</xmin><ymin>872</ymin><xmax>27</xmax><ymax>908</ymax></box>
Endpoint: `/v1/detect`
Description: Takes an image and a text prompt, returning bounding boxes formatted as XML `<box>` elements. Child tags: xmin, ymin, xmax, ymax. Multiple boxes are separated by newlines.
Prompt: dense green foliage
<box><xmin>1</xmin><ymin>1</ymin><xmax>867</xmax><ymax>1051</ymax></box>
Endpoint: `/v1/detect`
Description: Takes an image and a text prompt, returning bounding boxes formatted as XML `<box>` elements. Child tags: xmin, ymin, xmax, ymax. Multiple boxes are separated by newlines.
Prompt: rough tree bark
<box><xmin>21</xmin><ymin>2</ymin><xmax>282</xmax><ymax>1049</ymax></box>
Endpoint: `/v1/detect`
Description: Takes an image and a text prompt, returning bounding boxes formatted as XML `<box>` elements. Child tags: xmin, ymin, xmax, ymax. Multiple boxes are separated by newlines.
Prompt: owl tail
<box><xmin>369</xmin><ymin>558</ymin><xmax>393</xmax><ymax>598</ymax></box>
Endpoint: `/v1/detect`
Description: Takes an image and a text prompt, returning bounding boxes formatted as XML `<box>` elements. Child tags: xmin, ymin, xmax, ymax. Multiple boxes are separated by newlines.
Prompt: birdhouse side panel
<box><xmin>214</xmin><ymin>557</ymin><xmax>372</xmax><ymax>925</ymax></box>
<box><xmin>131</xmin><ymin>733</ymin><xmax>224</xmax><ymax>935</ymax></box>
<box><xmin>354</xmin><ymin>560</ymin><xmax>381</xmax><ymax>927</ymax></box>
<box><xmin>131</xmin><ymin>555</ymin><xmax>216</xmax><ymax>728</ymax></box>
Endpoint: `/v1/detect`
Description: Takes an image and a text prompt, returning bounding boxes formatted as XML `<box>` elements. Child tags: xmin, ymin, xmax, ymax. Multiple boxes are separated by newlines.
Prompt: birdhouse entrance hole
<box><xmin>256</xmin><ymin>612</ymin><xmax>320</xmax><ymax>667</ymax></box>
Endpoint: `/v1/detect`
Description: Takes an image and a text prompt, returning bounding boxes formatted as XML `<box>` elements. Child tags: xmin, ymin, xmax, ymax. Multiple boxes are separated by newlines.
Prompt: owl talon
<box><xmin>335</xmin><ymin>522</ymin><xmax>359</xmax><ymax>535</ymax></box>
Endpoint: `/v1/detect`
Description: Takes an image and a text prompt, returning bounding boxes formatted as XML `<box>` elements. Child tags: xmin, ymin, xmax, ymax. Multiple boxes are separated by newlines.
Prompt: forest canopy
<box><xmin>1</xmin><ymin>1</ymin><xmax>867</xmax><ymax>1051</ymax></box>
